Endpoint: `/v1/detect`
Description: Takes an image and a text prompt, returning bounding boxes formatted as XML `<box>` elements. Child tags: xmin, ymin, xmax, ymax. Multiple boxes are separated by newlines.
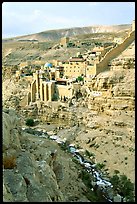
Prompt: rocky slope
<box><xmin>2</xmin><ymin>23</ymin><xmax>131</xmax><ymax>65</ymax></box>
<box><xmin>2</xmin><ymin>24</ymin><xmax>135</xmax><ymax>201</ymax></box>
<box><xmin>33</xmin><ymin>69</ymin><xmax>135</xmax><ymax>184</ymax></box>
<box><xmin>2</xmin><ymin>42</ymin><xmax>135</xmax><ymax>187</ymax></box>
<box><xmin>3</xmin><ymin>69</ymin><xmax>135</xmax><ymax>184</ymax></box>
<box><xmin>3</xmin><ymin>109</ymin><xmax>92</xmax><ymax>202</ymax></box>
<box><xmin>3</xmin><ymin>104</ymin><xmax>135</xmax><ymax>202</ymax></box>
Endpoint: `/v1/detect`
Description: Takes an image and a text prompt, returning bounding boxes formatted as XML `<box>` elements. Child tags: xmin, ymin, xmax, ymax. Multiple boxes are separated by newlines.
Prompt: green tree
<box><xmin>95</xmin><ymin>162</ymin><xmax>106</xmax><ymax>170</ymax></box>
<box><xmin>110</xmin><ymin>174</ymin><xmax>134</xmax><ymax>201</ymax></box>
<box><xmin>77</xmin><ymin>76</ymin><xmax>84</xmax><ymax>81</ymax></box>
<box><xmin>25</xmin><ymin>118</ymin><xmax>35</xmax><ymax>127</ymax></box>
<box><xmin>52</xmin><ymin>93</ymin><xmax>58</xmax><ymax>101</ymax></box>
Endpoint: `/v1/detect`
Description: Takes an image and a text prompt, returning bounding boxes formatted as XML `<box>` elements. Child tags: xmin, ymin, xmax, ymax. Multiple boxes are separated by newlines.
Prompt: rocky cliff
<box><xmin>3</xmin><ymin>109</ymin><xmax>93</xmax><ymax>202</ymax></box>
<box><xmin>2</xmin><ymin>25</ymin><xmax>135</xmax><ymax>201</ymax></box>
<box><xmin>3</xmin><ymin>42</ymin><xmax>135</xmax><ymax>187</ymax></box>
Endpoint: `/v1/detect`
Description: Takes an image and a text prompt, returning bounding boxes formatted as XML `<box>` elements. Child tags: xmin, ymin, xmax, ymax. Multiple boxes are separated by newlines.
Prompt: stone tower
<box><xmin>60</xmin><ymin>37</ymin><xmax>69</xmax><ymax>47</ymax></box>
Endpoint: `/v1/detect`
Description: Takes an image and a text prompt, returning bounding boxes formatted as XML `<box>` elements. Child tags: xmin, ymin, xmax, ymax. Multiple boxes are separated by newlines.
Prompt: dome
<box><xmin>44</xmin><ymin>63</ymin><xmax>52</xmax><ymax>68</ymax></box>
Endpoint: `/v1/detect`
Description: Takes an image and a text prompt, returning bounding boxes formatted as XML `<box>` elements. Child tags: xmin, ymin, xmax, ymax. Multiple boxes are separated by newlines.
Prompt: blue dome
<box><xmin>44</xmin><ymin>63</ymin><xmax>52</xmax><ymax>68</ymax></box>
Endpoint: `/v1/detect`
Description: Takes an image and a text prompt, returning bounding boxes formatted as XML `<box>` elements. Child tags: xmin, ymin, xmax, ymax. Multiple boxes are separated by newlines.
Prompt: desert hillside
<box><xmin>3</xmin><ymin>24</ymin><xmax>130</xmax><ymax>42</ymax></box>
<box><xmin>2</xmin><ymin>24</ymin><xmax>131</xmax><ymax>66</ymax></box>
<box><xmin>2</xmin><ymin>23</ymin><xmax>135</xmax><ymax>202</ymax></box>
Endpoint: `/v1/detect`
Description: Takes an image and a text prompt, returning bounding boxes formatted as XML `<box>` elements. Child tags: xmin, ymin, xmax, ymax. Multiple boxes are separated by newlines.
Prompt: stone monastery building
<box><xmin>16</xmin><ymin>20</ymin><xmax>135</xmax><ymax>106</ymax></box>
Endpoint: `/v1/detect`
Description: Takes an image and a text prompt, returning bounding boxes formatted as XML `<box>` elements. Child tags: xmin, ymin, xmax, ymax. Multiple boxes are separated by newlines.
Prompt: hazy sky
<box><xmin>2</xmin><ymin>2</ymin><xmax>135</xmax><ymax>38</ymax></box>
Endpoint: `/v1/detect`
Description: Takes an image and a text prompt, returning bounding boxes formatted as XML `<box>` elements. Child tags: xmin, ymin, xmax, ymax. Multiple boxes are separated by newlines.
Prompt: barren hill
<box><xmin>2</xmin><ymin>24</ymin><xmax>131</xmax><ymax>66</ymax></box>
<box><xmin>2</xmin><ymin>24</ymin><xmax>131</xmax><ymax>42</ymax></box>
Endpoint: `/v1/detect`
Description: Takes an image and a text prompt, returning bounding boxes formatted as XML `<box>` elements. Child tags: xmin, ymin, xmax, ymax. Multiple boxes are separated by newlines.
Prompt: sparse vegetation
<box><xmin>79</xmin><ymin>169</ymin><xmax>92</xmax><ymax>188</ymax></box>
<box><xmin>59</xmin><ymin>140</ymin><xmax>70</xmax><ymax>151</ymax></box>
<box><xmin>129</xmin><ymin>147</ymin><xmax>135</xmax><ymax>152</ymax></box>
<box><xmin>95</xmin><ymin>162</ymin><xmax>106</xmax><ymax>170</ymax></box>
<box><xmin>110</xmin><ymin>173</ymin><xmax>135</xmax><ymax>202</ymax></box>
<box><xmin>71</xmin><ymin>157</ymin><xmax>80</xmax><ymax>165</ymax></box>
<box><xmin>3</xmin><ymin>155</ymin><xmax>16</xmax><ymax>169</ymax></box>
<box><xmin>75</xmin><ymin>144</ymin><xmax>80</xmax><ymax>149</ymax></box>
<box><xmin>94</xmin><ymin>144</ymin><xmax>100</xmax><ymax>149</ymax></box>
<box><xmin>114</xmin><ymin>169</ymin><xmax>120</xmax><ymax>174</ymax></box>
<box><xmin>79</xmin><ymin>169</ymin><xmax>106</xmax><ymax>202</ymax></box>
<box><xmin>85</xmin><ymin>149</ymin><xmax>95</xmax><ymax>158</ymax></box>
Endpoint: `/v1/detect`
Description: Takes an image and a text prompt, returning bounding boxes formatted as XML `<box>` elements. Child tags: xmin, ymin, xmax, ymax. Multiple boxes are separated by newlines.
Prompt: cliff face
<box><xmin>3</xmin><ymin>109</ymin><xmax>91</xmax><ymax>202</ymax></box>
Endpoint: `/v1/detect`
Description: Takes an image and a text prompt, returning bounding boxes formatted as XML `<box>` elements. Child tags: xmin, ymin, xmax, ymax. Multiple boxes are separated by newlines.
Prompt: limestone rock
<box><xmin>3</xmin><ymin>110</ymin><xmax>21</xmax><ymax>151</ymax></box>
<box><xmin>3</xmin><ymin>170</ymin><xmax>28</xmax><ymax>202</ymax></box>
<box><xmin>3</xmin><ymin>110</ymin><xmax>91</xmax><ymax>202</ymax></box>
<box><xmin>3</xmin><ymin>181</ymin><xmax>14</xmax><ymax>202</ymax></box>
<box><xmin>113</xmin><ymin>194</ymin><xmax>122</xmax><ymax>202</ymax></box>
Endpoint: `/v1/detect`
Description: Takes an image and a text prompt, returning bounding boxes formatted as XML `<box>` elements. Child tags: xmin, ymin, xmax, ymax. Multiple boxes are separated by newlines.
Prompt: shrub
<box><xmin>80</xmin><ymin>169</ymin><xmax>92</xmax><ymax>188</ymax></box>
<box><xmin>3</xmin><ymin>155</ymin><xmax>16</xmax><ymax>169</ymax></box>
<box><xmin>94</xmin><ymin>144</ymin><xmax>100</xmax><ymax>149</ymax></box>
<box><xmin>71</xmin><ymin>157</ymin><xmax>80</xmax><ymax>165</ymax></box>
<box><xmin>77</xmin><ymin>76</ymin><xmax>84</xmax><ymax>82</ymax></box>
<box><xmin>114</xmin><ymin>169</ymin><xmax>120</xmax><ymax>174</ymax></box>
<box><xmin>52</xmin><ymin>93</ymin><xmax>58</xmax><ymax>101</ymax></box>
<box><xmin>75</xmin><ymin>144</ymin><xmax>80</xmax><ymax>149</ymax></box>
<box><xmin>59</xmin><ymin>141</ymin><xmax>70</xmax><ymax>151</ymax></box>
<box><xmin>95</xmin><ymin>162</ymin><xmax>106</xmax><ymax>170</ymax></box>
<box><xmin>85</xmin><ymin>150</ymin><xmax>95</xmax><ymax>158</ymax></box>
<box><xmin>25</xmin><ymin>118</ymin><xmax>35</xmax><ymax>127</ymax></box>
<box><xmin>110</xmin><ymin>173</ymin><xmax>134</xmax><ymax>201</ymax></box>
<box><xmin>79</xmin><ymin>169</ymin><xmax>101</xmax><ymax>202</ymax></box>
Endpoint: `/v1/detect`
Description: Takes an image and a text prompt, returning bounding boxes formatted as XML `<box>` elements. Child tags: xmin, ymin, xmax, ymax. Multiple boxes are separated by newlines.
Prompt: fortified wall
<box><xmin>96</xmin><ymin>31</ymin><xmax>135</xmax><ymax>75</ymax></box>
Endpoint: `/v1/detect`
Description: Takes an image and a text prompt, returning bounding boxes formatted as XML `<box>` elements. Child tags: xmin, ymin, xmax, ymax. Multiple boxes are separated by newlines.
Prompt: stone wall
<box><xmin>96</xmin><ymin>31</ymin><xmax>135</xmax><ymax>74</ymax></box>
<box><xmin>86</xmin><ymin>64</ymin><xmax>97</xmax><ymax>76</ymax></box>
<box><xmin>56</xmin><ymin>85</ymin><xmax>73</xmax><ymax>99</ymax></box>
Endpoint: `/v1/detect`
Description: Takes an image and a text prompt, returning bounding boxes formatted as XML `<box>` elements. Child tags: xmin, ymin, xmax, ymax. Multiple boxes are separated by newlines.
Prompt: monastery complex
<box><xmin>15</xmin><ymin>21</ymin><xmax>135</xmax><ymax>107</ymax></box>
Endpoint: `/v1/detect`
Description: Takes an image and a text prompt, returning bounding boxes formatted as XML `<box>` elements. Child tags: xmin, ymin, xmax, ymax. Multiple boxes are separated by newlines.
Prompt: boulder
<box><xmin>113</xmin><ymin>194</ymin><xmax>122</xmax><ymax>202</ymax></box>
